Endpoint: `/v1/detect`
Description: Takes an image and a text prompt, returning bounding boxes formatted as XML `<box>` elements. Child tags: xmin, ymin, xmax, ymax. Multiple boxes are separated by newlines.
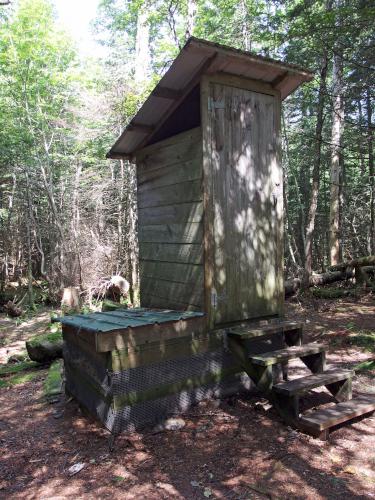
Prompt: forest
<box><xmin>1</xmin><ymin>2</ymin><xmax>375</xmax><ymax>498</ymax></box>
<box><xmin>0</xmin><ymin>0</ymin><xmax>374</xmax><ymax>309</ymax></box>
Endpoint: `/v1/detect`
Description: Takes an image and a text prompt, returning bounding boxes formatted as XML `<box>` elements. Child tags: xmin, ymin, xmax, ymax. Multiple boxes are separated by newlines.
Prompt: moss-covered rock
<box><xmin>26</xmin><ymin>331</ymin><xmax>63</xmax><ymax>363</ymax></box>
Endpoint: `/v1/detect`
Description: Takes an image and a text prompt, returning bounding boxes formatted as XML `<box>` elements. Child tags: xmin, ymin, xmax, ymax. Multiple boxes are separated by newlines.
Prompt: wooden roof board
<box><xmin>107</xmin><ymin>37</ymin><xmax>313</xmax><ymax>159</ymax></box>
<box><xmin>54</xmin><ymin>307</ymin><xmax>204</xmax><ymax>333</ymax></box>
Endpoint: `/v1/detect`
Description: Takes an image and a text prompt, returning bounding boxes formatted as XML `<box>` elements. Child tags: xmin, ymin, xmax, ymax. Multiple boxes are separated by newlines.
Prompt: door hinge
<box><xmin>208</xmin><ymin>97</ymin><xmax>225</xmax><ymax>111</ymax></box>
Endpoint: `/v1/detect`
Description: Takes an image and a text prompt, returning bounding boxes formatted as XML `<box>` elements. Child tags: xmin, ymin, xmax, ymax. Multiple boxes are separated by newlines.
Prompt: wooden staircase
<box><xmin>227</xmin><ymin>320</ymin><xmax>375</xmax><ymax>439</ymax></box>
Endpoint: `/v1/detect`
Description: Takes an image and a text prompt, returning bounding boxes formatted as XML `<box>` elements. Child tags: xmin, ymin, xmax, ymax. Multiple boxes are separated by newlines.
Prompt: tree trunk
<box><xmin>304</xmin><ymin>52</ymin><xmax>328</xmax><ymax>278</ymax></box>
<box><xmin>329</xmin><ymin>48</ymin><xmax>344</xmax><ymax>265</ymax></box>
<box><xmin>285</xmin><ymin>270</ymin><xmax>347</xmax><ymax>296</ymax></box>
<box><xmin>25</xmin><ymin>172</ymin><xmax>35</xmax><ymax>309</ymax></box>
<box><xmin>134</xmin><ymin>2</ymin><xmax>150</xmax><ymax>85</ymax></box>
<box><xmin>61</xmin><ymin>287</ymin><xmax>80</xmax><ymax>313</ymax></box>
<box><xmin>240</xmin><ymin>0</ymin><xmax>250</xmax><ymax>50</ymax></box>
<box><xmin>367</xmin><ymin>86</ymin><xmax>374</xmax><ymax>254</ymax></box>
<box><xmin>185</xmin><ymin>0</ymin><xmax>197</xmax><ymax>39</ymax></box>
<box><xmin>329</xmin><ymin>255</ymin><xmax>375</xmax><ymax>270</ymax></box>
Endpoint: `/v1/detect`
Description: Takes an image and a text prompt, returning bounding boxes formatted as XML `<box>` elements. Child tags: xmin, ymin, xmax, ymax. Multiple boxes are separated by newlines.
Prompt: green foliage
<box><xmin>354</xmin><ymin>360</ymin><xmax>375</xmax><ymax>372</ymax></box>
<box><xmin>1</xmin><ymin>0</ymin><xmax>374</xmax><ymax>303</ymax></box>
<box><xmin>0</xmin><ymin>368</ymin><xmax>45</xmax><ymax>389</ymax></box>
<box><xmin>0</xmin><ymin>360</ymin><xmax>40</xmax><ymax>376</ymax></box>
<box><xmin>348</xmin><ymin>331</ymin><xmax>375</xmax><ymax>353</ymax></box>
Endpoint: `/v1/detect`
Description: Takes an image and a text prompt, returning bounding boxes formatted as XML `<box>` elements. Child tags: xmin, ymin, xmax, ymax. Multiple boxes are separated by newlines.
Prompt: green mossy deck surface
<box><xmin>54</xmin><ymin>308</ymin><xmax>204</xmax><ymax>332</ymax></box>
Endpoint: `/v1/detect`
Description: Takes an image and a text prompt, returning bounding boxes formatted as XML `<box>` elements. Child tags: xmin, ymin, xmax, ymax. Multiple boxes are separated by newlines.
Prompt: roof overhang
<box><xmin>107</xmin><ymin>37</ymin><xmax>314</xmax><ymax>160</ymax></box>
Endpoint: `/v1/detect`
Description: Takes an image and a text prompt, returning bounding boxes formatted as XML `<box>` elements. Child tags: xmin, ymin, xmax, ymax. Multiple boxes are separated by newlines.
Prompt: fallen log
<box><xmin>285</xmin><ymin>270</ymin><xmax>349</xmax><ymax>297</ymax></box>
<box><xmin>329</xmin><ymin>255</ymin><xmax>375</xmax><ymax>271</ymax></box>
<box><xmin>285</xmin><ymin>256</ymin><xmax>375</xmax><ymax>297</ymax></box>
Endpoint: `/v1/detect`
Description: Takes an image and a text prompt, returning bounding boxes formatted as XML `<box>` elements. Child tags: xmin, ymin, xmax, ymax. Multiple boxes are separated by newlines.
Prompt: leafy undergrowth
<box><xmin>349</xmin><ymin>329</ymin><xmax>375</xmax><ymax>373</ymax></box>
<box><xmin>0</xmin><ymin>368</ymin><xmax>46</xmax><ymax>388</ymax></box>
<box><xmin>0</xmin><ymin>359</ymin><xmax>40</xmax><ymax>376</ymax></box>
<box><xmin>354</xmin><ymin>359</ymin><xmax>375</xmax><ymax>372</ymax></box>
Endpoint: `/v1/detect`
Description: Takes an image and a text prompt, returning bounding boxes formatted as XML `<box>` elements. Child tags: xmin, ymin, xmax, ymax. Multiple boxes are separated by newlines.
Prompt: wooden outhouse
<box><xmin>108</xmin><ymin>37</ymin><xmax>313</xmax><ymax>329</ymax></box>
<box><xmin>58</xmin><ymin>39</ymin><xmax>317</xmax><ymax>437</ymax></box>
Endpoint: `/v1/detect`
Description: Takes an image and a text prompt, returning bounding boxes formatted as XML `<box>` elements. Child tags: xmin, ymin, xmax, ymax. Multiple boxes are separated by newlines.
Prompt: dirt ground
<box><xmin>0</xmin><ymin>296</ymin><xmax>374</xmax><ymax>499</ymax></box>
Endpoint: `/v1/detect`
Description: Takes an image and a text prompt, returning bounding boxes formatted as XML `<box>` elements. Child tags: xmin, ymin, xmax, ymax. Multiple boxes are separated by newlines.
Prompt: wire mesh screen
<box><xmin>63</xmin><ymin>329</ymin><xmax>283</xmax><ymax>434</ymax></box>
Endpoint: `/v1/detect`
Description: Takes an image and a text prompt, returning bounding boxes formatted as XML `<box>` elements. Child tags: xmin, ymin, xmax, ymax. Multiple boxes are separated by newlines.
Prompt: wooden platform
<box><xmin>273</xmin><ymin>369</ymin><xmax>353</xmax><ymax>396</ymax></box>
<box><xmin>228</xmin><ymin>320</ymin><xmax>303</xmax><ymax>339</ymax></box>
<box><xmin>299</xmin><ymin>394</ymin><xmax>375</xmax><ymax>437</ymax></box>
<box><xmin>249</xmin><ymin>343</ymin><xmax>325</xmax><ymax>366</ymax></box>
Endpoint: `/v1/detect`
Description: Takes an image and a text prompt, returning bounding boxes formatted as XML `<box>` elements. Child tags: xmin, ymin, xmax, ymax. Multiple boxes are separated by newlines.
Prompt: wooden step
<box><xmin>273</xmin><ymin>369</ymin><xmax>353</xmax><ymax>396</ymax></box>
<box><xmin>249</xmin><ymin>343</ymin><xmax>325</xmax><ymax>366</ymax></box>
<box><xmin>228</xmin><ymin>320</ymin><xmax>303</xmax><ymax>340</ymax></box>
<box><xmin>299</xmin><ymin>394</ymin><xmax>375</xmax><ymax>436</ymax></box>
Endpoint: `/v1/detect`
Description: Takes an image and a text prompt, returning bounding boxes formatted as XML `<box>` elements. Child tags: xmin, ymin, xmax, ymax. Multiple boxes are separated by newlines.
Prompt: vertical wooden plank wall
<box><xmin>201</xmin><ymin>73</ymin><xmax>284</xmax><ymax>326</ymax></box>
<box><xmin>136</xmin><ymin>128</ymin><xmax>205</xmax><ymax>311</ymax></box>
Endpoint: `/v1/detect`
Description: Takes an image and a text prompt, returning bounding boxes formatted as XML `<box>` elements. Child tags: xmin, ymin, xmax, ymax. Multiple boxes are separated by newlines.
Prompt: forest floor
<box><xmin>0</xmin><ymin>295</ymin><xmax>374</xmax><ymax>499</ymax></box>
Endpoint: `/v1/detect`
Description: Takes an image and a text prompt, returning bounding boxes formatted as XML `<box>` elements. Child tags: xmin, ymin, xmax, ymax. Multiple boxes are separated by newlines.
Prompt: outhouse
<box><xmin>108</xmin><ymin>37</ymin><xmax>312</xmax><ymax>328</ymax></box>
<box><xmin>59</xmin><ymin>38</ymin><xmax>313</xmax><ymax>436</ymax></box>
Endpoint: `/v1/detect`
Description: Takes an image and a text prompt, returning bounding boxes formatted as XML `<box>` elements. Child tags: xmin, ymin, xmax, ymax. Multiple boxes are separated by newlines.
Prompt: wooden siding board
<box><xmin>137</xmin><ymin>179</ymin><xmax>202</xmax><ymax>209</ymax></box>
<box><xmin>138</xmin><ymin>201</ymin><xmax>203</xmax><ymax>225</ymax></box>
<box><xmin>140</xmin><ymin>261</ymin><xmax>204</xmax><ymax>286</ymax></box>
<box><xmin>138</xmin><ymin>222</ymin><xmax>203</xmax><ymax>244</ymax></box>
<box><xmin>136</xmin><ymin>128</ymin><xmax>201</xmax><ymax>167</ymax></box>
<box><xmin>137</xmin><ymin>159</ymin><xmax>201</xmax><ymax>190</ymax></box>
<box><xmin>96</xmin><ymin>316</ymin><xmax>206</xmax><ymax>351</ymax></box>
<box><xmin>136</xmin><ymin>128</ymin><xmax>204</xmax><ymax>311</ymax></box>
<box><xmin>140</xmin><ymin>294</ymin><xmax>202</xmax><ymax>312</ymax></box>
<box><xmin>140</xmin><ymin>277</ymin><xmax>204</xmax><ymax>308</ymax></box>
<box><xmin>139</xmin><ymin>242</ymin><xmax>203</xmax><ymax>264</ymax></box>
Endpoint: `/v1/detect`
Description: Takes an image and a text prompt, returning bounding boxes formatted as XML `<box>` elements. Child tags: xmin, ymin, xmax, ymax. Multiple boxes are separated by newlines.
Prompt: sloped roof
<box><xmin>107</xmin><ymin>37</ymin><xmax>313</xmax><ymax>159</ymax></box>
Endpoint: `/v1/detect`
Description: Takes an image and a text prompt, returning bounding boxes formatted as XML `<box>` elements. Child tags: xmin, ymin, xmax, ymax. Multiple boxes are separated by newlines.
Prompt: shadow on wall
<box><xmin>137</xmin><ymin>83</ymin><xmax>283</xmax><ymax>324</ymax></box>
<box><xmin>210</xmin><ymin>83</ymin><xmax>283</xmax><ymax>324</ymax></box>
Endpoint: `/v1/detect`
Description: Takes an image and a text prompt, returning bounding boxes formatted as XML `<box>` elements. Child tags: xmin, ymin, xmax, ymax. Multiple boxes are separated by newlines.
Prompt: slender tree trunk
<box><xmin>25</xmin><ymin>172</ymin><xmax>35</xmax><ymax>308</ymax></box>
<box><xmin>134</xmin><ymin>2</ymin><xmax>150</xmax><ymax>85</ymax></box>
<box><xmin>282</xmin><ymin>111</ymin><xmax>304</xmax><ymax>265</ymax></box>
<box><xmin>117</xmin><ymin>158</ymin><xmax>125</xmax><ymax>271</ymax></box>
<box><xmin>329</xmin><ymin>49</ymin><xmax>344</xmax><ymax>265</ymax></box>
<box><xmin>185</xmin><ymin>0</ymin><xmax>197</xmax><ymax>39</ymax></box>
<box><xmin>304</xmin><ymin>52</ymin><xmax>328</xmax><ymax>277</ymax></box>
<box><xmin>240</xmin><ymin>0</ymin><xmax>251</xmax><ymax>50</ymax></box>
<box><xmin>367</xmin><ymin>86</ymin><xmax>374</xmax><ymax>254</ymax></box>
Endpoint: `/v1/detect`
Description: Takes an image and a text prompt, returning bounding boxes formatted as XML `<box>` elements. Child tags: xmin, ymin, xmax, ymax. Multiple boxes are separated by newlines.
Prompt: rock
<box><xmin>26</xmin><ymin>333</ymin><xmax>63</xmax><ymax>363</ymax></box>
<box><xmin>68</xmin><ymin>462</ymin><xmax>85</xmax><ymax>476</ymax></box>
<box><xmin>164</xmin><ymin>417</ymin><xmax>186</xmax><ymax>431</ymax></box>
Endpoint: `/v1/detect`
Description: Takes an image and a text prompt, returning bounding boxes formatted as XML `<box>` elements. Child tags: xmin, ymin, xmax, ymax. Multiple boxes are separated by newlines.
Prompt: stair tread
<box><xmin>228</xmin><ymin>320</ymin><xmax>303</xmax><ymax>339</ymax></box>
<box><xmin>273</xmin><ymin>368</ymin><xmax>353</xmax><ymax>395</ymax></box>
<box><xmin>249</xmin><ymin>343</ymin><xmax>325</xmax><ymax>366</ymax></box>
<box><xmin>299</xmin><ymin>394</ymin><xmax>375</xmax><ymax>431</ymax></box>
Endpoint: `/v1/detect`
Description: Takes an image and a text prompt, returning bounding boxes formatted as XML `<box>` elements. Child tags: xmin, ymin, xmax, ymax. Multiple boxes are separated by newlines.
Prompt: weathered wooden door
<box><xmin>209</xmin><ymin>82</ymin><xmax>283</xmax><ymax>324</ymax></box>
